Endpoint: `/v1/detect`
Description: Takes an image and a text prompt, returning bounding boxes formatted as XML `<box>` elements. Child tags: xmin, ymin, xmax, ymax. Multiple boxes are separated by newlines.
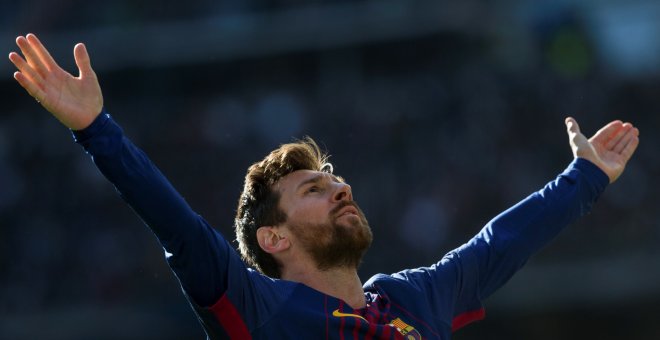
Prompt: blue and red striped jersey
<box><xmin>73</xmin><ymin>111</ymin><xmax>609</xmax><ymax>339</ymax></box>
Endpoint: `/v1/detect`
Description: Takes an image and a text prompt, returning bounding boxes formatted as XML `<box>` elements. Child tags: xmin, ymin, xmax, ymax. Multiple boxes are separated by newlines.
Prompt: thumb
<box><xmin>565</xmin><ymin>117</ymin><xmax>587</xmax><ymax>158</ymax></box>
<box><xmin>565</xmin><ymin>116</ymin><xmax>598</xmax><ymax>163</ymax></box>
<box><xmin>565</xmin><ymin>116</ymin><xmax>583</xmax><ymax>146</ymax></box>
<box><xmin>73</xmin><ymin>43</ymin><xmax>95</xmax><ymax>78</ymax></box>
<box><xmin>565</xmin><ymin>117</ymin><xmax>581</xmax><ymax>137</ymax></box>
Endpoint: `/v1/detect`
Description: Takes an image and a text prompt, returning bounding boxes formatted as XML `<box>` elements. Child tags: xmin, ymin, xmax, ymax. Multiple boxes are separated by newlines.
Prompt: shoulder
<box><xmin>364</xmin><ymin>260</ymin><xmax>461</xmax><ymax>294</ymax></box>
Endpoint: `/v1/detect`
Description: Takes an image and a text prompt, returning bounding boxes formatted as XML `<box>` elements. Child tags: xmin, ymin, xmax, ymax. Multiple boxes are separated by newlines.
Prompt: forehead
<box><xmin>275</xmin><ymin>170</ymin><xmax>341</xmax><ymax>192</ymax></box>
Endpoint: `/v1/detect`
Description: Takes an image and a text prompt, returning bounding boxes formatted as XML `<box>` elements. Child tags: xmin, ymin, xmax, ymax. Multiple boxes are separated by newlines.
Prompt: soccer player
<box><xmin>9</xmin><ymin>33</ymin><xmax>639</xmax><ymax>339</ymax></box>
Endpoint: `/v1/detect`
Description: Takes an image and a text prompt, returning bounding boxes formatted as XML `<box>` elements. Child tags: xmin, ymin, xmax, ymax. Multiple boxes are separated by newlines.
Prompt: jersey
<box><xmin>72</xmin><ymin>110</ymin><xmax>609</xmax><ymax>339</ymax></box>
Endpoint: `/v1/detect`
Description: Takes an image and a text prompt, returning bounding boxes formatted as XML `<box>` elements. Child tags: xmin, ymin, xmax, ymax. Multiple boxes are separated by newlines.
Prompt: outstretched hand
<box><xmin>9</xmin><ymin>33</ymin><xmax>103</xmax><ymax>130</ymax></box>
<box><xmin>565</xmin><ymin>117</ymin><xmax>639</xmax><ymax>183</ymax></box>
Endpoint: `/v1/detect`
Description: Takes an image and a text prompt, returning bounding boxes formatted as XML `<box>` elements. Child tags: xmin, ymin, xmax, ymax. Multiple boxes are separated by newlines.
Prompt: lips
<box><xmin>337</xmin><ymin>205</ymin><xmax>359</xmax><ymax>217</ymax></box>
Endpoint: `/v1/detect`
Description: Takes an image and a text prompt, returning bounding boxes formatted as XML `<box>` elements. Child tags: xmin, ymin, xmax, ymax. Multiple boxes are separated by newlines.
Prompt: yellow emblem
<box><xmin>332</xmin><ymin>309</ymin><xmax>368</xmax><ymax>322</ymax></box>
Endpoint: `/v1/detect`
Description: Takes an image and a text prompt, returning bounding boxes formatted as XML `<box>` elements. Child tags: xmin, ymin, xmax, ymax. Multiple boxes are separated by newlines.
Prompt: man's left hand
<box><xmin>565</xmin><ymin>117</ymin><xmax>640</xmax><ymax>183</ymax></box>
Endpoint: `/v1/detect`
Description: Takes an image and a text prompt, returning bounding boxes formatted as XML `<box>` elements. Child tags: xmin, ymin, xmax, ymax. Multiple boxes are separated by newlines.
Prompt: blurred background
<box><xmin>1</xmin><ymin>0</ymin><xmax>659</xmax><ymax>339</ymax></box>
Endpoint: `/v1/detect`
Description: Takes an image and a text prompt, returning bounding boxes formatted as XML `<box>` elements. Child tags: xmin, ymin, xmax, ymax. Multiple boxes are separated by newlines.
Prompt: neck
<box><xmin>282</xmin><ymin>264</ymin><xmax>366</xmax><ymax>309</ymax></box>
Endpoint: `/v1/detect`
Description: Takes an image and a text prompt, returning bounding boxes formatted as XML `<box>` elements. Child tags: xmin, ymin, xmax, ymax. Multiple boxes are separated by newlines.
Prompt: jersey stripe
<box><xmin>339</xmin><ymin>300</ymin><xmax>346</xmax><ymax>340</ymax></box>
<box><xmin>452</xmin><ymin>308</ymin><xmax>486</xmax><ymax>332</ymax></box>
<box><xmin>353</xmin><ymin>315</ymin><xmax>361</xmax><ymax>339</ymax></box>
<box><xmin>210</xmin><ymin>293</ymin><xmax>251</xmax><ymax>339</ymax></box>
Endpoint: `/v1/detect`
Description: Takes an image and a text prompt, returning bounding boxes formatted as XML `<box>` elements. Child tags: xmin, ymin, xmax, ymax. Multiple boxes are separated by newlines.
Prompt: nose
<box><xmin>332</xmin><ymin>182</ymin><xmax>353</xmax><ymax>202</ymax></box>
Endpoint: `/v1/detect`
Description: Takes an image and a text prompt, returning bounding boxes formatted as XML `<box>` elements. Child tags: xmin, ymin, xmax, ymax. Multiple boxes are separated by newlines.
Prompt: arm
<box><xmin>9</xmin><ymin>34</ymin><xmax>235</xmax><ymax>307</ymax></box>
<box><xmin>391</xmin><ymin>118</ymin><xmax>639</xmax><ymax>330</ymax></box>
<box><xmin>454</xmin><ymin>117</ymin><xmax>639</xmax><ymax>322</ymax></box>
<box><xmin>72</xmin><ymin>112</ymin><xmax>233</xmax><ymax>306</ymax></box>
<box><xmin>460</xmin><ymin>158</ymin><xmax>608</xmax><ymax>300</ymax></box>
<box><xmin>463</xmin><ymin>114</ymin><xmax>640</xmax><ymax>299</ymax></box>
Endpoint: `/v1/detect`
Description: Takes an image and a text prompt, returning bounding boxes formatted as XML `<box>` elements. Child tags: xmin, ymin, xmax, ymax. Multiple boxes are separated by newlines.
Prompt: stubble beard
<box><xmin>290</xmin><ymin>201</ymin><xmax>373</xmax><ymax>271</ymax></box>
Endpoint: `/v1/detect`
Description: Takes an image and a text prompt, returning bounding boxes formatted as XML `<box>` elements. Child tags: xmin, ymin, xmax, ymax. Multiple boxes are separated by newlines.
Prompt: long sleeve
<box><xmin>387</xmin><ymin>158</ymin><xmax>609</xmax><ymax>331</ymax></box>
<box><xmin>466</xmin><ymin>158</ymin><xmax>609</xmax><ymax>299</ymax></box>
<box><xmin>72</xmin><ymin>111</ymin><xmax>320</xmax><ymax>338</ymax></box>
<box><xmin>73</xmin><ymin>110</ymin><xmax>240</xmax><ymax>307</ymax></box>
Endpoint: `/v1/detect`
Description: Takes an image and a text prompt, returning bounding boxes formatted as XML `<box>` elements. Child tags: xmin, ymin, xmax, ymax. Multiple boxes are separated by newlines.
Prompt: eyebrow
<box><xmin>296</xmin><ymin>173</ymin><xmax>343</xmax><ymax>191</ymax></box>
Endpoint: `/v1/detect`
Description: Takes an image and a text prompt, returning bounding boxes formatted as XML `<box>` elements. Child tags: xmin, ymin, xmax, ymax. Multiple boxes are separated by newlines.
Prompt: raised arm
<box><xmin>8</xmin><ymin>34</ymin><xmax>243</xmax><ymax>308</ymax></box>
<box><xmin>469</xmin><ymin>117</ymin><xmax>639</xmax><ymax>312</ymax></box>
<box><xmin>396</xmin><ymin>118</ymin><xmax>640</xmax><ymax>331</ymax></box>
<box><xmin>9</xmin><ymin>34</ymin><xmax>102</xmax><ymax>130</ymax></box>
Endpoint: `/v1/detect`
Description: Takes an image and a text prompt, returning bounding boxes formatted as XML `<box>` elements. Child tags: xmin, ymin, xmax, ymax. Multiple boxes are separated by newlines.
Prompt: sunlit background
<box><xmin>1</xmin><ymin>0</ymin><xmax>659</xmax><ymax>339</ymax></box>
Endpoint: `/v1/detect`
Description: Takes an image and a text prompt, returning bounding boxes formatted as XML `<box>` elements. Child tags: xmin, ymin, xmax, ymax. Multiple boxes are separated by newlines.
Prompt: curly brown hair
<box><xmin>234</xmin><ymin>137</ymin><xmax>332</xmax><ymax>278</ymax></box>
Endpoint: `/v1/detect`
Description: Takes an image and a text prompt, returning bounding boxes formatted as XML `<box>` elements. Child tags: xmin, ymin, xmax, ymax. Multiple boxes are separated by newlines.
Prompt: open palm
<box><xmin>9</xmin><ymin>34</ymin><xmax>103</xmax><ymax>130</ymax></box>
<box><xmin>565</xmin><ymin>117</ymin><xmax>640</xmax><ymax>183</ymax></box>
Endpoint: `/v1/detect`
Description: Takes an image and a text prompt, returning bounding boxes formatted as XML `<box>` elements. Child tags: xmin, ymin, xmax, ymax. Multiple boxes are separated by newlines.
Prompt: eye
<box><xmin>306</xmin><ymin>186</ymin><xmax>321</xmax><ymax>194</ymax></box>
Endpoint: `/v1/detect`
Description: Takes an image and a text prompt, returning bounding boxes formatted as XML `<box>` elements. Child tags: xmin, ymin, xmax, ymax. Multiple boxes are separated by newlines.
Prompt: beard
<box><xmin>288</xmin><ymin>201</ymin><xmax>373</xmax><ymax>271</ymax></box>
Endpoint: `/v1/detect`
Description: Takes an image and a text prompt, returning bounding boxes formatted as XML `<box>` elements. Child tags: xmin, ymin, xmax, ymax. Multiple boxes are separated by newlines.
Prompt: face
<box><xmin>275</xmin><ymin>170</ymin><xmax>373</xmax><ymax>270</ymax></box>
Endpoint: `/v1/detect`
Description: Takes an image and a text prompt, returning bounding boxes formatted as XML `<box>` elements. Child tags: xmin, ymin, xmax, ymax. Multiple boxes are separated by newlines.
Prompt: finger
<box><xmin>607</xmin><ymin>123</ymin><xmax>635</xmax><ymax>153</ymax></box>
<box><xmin>16</xmin><ymin>35</ymin><xmax>49</xmax><ymax>77</ymax></box>
<box><xmin>604</xmin><ymin>123</ymin><xmax>632</xmax><ymax>150</ymax></box>
<box><xmin>619</xmin><ymin>128</ymin><xmax>640</xmax><ymax>162</ymax></box>
<box><xmin>9</xmin><ymin>51</ymin><xmax>46</xmax><ymax>87</ymax></box>
<box><xmin>14</xmin><ymin>71</ymin><xmax>46</xmax><ymax>100</ymax></box>
<box><xmin>73</xmin><ymin>43</ymin><xmax>95</xmax><ymax>78</ymax></box>
<box><xmin>589</xmin><ymin>120</ymin><xmax>623</xmax><ymax>146</ymax></box>
<box><xmin>25</xmin><ymin>33</ymin><xmax>60</xmax><ymax>71</ymax></box>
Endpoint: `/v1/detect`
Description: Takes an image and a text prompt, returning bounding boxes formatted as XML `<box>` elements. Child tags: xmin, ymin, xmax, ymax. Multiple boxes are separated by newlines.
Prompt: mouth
<box><xmin>337</xmin><ymin>205</ymin><xmax>359</xmax><ymax>217</ymax></box>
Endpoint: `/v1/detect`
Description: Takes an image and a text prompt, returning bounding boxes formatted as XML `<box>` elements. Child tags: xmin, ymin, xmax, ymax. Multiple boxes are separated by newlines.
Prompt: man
<box><xmin>9</xmin><ymin>33</ymin><xmax>639</xmax><ymax>339</ymax></box>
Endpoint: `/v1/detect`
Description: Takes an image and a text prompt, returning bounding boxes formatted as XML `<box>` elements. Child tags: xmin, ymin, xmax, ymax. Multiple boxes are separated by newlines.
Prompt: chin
<box><xmin>336</xmin><ymin>212</ymin><xmax>369</xmax><ymax>227</ymax></box>
<box><xmin>336</xmin><ymin>215</ymin><xmax>360</xmax><ymax>227</ymax></box>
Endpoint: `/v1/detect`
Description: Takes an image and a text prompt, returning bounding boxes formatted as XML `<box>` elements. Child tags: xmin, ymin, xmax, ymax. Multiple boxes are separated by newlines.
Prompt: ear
<box><xmin>256</xmin><ymin>226</ymin><xmax>291</xmax><ymax>254</ymax></box>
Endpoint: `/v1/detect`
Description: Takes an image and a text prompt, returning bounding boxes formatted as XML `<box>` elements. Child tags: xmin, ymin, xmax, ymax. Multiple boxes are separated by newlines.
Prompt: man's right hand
<box><xmin>9</xmin><ymin>33</ymin><xmax>103</xmax><ymax>131</ymax></box>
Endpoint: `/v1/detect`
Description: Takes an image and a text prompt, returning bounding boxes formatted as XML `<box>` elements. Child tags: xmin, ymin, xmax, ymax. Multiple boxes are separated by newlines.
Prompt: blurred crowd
<box><xmin>1</xmin><ymin>1</ymin><xmax>658</xmax><ymax>339</ymax></box>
